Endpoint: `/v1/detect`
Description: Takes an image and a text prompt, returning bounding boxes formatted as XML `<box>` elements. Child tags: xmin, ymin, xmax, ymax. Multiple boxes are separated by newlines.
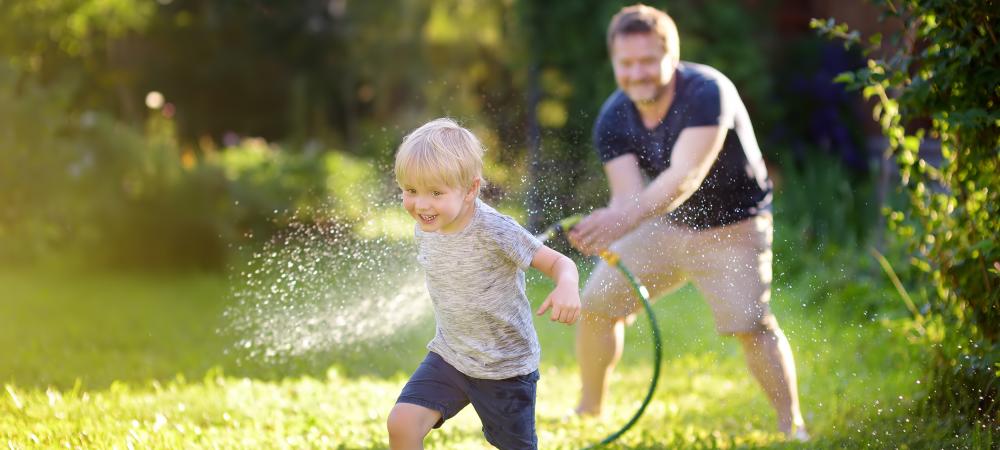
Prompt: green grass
<box><xmin>0</xmin><ymin>263</ymin><xmax>971</xmax><ymax>449</ymax></box>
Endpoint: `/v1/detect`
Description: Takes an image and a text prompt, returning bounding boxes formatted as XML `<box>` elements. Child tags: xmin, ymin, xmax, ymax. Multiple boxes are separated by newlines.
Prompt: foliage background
<box><xmin>814</xmin><ymin>0</ymin><xmax>999</xmax><ymax>430</ymax></box>
<box><xmin>0</xmin><ymin>0</ymin><xmax>877</xmax><ymax>268</ymax></box>
<box><xmin>1</xmin><ymin>0</ymin><xmax>995</xmax><ymax>447</ymax></box>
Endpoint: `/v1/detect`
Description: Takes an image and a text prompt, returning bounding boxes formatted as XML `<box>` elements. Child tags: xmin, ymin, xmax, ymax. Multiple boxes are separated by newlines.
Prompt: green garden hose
<box><xmin>537</xmin><ymin>215</ymin><xmax>663</xmax><ymax>448</ymax></box>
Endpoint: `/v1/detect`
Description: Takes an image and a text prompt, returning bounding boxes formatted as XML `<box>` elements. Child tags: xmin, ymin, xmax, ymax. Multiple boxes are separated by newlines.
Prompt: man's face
<box><xmin>610</xmin><ymin>32</ymin><xmax>676</xmax><ymax>104</ymax></box>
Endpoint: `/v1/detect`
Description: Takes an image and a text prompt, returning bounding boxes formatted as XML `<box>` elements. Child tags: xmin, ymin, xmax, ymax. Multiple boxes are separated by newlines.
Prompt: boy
<box><xmin>386</xmin><ymin>118</ymin><xmax>581</xmax><ymax>450</ymax></box>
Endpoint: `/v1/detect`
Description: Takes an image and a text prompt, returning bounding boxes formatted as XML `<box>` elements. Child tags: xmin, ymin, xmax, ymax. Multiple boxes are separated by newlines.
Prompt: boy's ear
<box><xmin>466</xmin><ymin>177</ymin><xmax>481</xmax><ymax>200</ymax></box>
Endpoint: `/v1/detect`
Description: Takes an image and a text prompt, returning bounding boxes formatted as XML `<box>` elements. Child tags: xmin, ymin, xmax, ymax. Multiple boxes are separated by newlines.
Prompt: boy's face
<box><xmin>399</xmin><ymin>178</ymin><xmax>479</xmax><ymax>234</ymax></box>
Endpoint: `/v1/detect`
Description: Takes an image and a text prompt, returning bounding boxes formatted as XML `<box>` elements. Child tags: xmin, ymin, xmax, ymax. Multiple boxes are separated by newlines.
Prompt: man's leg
<box><xmin>576</xmin><ymin>218</ymin><xmax>688</xmax><ymax>415</ymax></box>
<box><xmin>691</xmin><ymin>213</ymin><xmax>807</xmax><ymax>438</ymax></box>
<box><xmin>576</xmin><ymin>311</ymin><xmax>626</xmax><ymax>415</ymax></box>
<box><xmin>735</xmin><ymin>325</ymin><xmax>808</xmax><ymax>438</ymax></box>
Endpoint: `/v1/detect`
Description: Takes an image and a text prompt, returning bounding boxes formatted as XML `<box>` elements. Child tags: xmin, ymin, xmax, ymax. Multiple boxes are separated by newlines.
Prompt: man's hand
<box><xmin>567</xmin><ymin>206</ymin><xmax>636</xmax><ymax>255</ymax></box>
<box><xmin>536</xmin><ymin>282</ymin><xmax>581</xmax><ymax>325</ymax></box>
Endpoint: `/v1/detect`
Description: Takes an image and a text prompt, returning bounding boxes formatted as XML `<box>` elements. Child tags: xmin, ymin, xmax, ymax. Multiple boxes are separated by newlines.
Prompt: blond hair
<box><xmin>606</xmin><ymin>4</ymin><xmax>680</xmax><ymax>63</ymax></box>
<box><xmin>394</xmin><ymin>118</ymin><xmax>484</xmax><ymax>193</ymax></box>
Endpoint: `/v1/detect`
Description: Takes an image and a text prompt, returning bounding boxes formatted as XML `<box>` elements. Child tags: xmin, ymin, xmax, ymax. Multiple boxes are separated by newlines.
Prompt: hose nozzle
<box><xmin>536</xmin><ymin>214</ymin><xmax>584</xmax><ymax>243</ymax></box>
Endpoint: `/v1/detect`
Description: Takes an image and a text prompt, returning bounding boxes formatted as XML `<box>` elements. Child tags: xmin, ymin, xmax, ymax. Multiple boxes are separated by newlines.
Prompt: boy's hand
<box><xmin>530</xmin><ymin>245</ymin><xmax>581</xmax><ymax>325</ymax></box>
<box><xmin>536</xmin><ymin>282</ymin><xmax>581</xmax><ymax>325</ymax></box>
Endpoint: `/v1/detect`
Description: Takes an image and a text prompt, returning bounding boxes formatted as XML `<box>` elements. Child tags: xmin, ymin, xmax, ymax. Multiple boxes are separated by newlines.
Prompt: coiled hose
<box><xmin>537</xmin><ymin>215</ymin><xmax>662</xmax><ymax>448</ymax></box>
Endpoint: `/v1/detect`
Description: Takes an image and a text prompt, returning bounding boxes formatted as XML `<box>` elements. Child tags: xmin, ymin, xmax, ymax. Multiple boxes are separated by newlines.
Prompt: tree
<box><xmin>815</xmin><ymin>0</ymin><xmax>999</xmax><ymax>427</ymax></box>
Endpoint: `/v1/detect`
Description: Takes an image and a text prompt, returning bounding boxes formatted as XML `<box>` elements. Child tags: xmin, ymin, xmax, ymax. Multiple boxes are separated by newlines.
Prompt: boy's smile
<box><xmin>400</xmin><ymin>179</ymin><xmax>479</xmax><ymax>234</ymax></box>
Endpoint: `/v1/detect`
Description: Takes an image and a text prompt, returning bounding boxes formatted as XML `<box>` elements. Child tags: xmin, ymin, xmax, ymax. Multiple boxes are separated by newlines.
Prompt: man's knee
<box><xmin>578</xmin><ymin>307</ymin><xmax>631</xmax><ymax>329</ymax></box>
<box><xmin>732</xmin><ymin>316</ymin><xmax>781</xmax><ymax>344</ymax></box>
<box><xmin>581</xmin><ymin>281</ymin><xmax>637</xmax><ymax>320</ymax></box>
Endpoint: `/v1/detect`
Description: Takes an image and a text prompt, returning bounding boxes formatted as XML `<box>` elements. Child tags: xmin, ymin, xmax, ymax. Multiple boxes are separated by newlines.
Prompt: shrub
<box><xmin>814</xmin><ymin>0</ymin><xmax>1000</xmax><ymax>428</ymax></box>
<box><xmin>0</xmin><ymin>65</ymin><xmax>388</xmax><ymax>270</ymax></box>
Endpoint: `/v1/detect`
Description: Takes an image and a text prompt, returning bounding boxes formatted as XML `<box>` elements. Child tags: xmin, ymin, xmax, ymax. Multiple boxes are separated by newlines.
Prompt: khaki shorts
<box><xmin>581</xmin><ymin>213</ymin><xmax>776</xmax><ymax>334</ymax></box>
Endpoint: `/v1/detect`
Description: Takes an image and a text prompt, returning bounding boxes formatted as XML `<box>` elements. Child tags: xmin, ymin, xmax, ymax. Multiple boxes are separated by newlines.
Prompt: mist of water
<box><xmin>223</xmin><ymin>213</ymin><xmax>432</xmax><ymax>366</ymax></box>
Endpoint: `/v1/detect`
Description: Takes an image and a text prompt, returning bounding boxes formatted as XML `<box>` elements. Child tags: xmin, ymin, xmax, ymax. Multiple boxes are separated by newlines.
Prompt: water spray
<box><xmin>537</xmin><ymin>215</ymin><xmax>663</xmax><ymax>448</ymax></box>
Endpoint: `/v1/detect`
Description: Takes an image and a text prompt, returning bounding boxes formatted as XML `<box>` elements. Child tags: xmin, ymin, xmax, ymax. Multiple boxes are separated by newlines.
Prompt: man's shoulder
<box><xmin>595</xmin><ymin>90</ymin><xmax>634</xmax><ymax>131</ymax></box>
<box><xmin>679</xmin><ymin>62</ymin><xmax>727</xmax><ymax>80</ymax></box>
<box><xmin>678</xmin><ymin>62</ymin><xmax>735</xmax><ymax>96</ymax></box>
<box><xmin>598</xmin><ymin>90</ymin><xmax>632</xmax><ymax>116</ymax></box>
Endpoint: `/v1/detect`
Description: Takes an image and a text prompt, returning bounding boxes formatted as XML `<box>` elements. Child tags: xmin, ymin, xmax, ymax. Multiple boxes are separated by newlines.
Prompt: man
<box><xmin>567</xmin><ymin>4</ymin><xmax>808</xmax><ymax>440</ymax></box>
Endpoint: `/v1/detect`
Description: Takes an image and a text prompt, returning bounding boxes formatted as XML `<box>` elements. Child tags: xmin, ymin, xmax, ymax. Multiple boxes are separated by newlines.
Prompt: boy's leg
<box><xmin>389</xmin><ymin>352</ymin><xmax>471</xmax><ymax>449</ymax></box>
<box><xmin>467</xmin><ymin>371</ymin><xmax>540</xmax><ymax>450</ymax></box>
<box><xmin>387</xmin><ymin>403</ymin><xmax>441</xmax><ymax>450</ymax></box>
<box><xmin>576</xmin><ymin>218</ymin><xmax>689</xmax><ymax>415</ymax></box>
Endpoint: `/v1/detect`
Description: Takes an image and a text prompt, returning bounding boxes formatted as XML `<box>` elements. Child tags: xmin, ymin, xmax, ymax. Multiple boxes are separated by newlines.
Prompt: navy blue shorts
<box><xmin>396</xmin><ymin>352</ymin><xmax>540</xmax><ymax>450</ymax></box>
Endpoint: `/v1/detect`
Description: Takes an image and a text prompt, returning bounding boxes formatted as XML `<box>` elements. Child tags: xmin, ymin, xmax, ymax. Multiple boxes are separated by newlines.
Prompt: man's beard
<box><xmin>629</xmin><ymin>83</ymin><xmax>665</xmax><ymax>104</ymax></box>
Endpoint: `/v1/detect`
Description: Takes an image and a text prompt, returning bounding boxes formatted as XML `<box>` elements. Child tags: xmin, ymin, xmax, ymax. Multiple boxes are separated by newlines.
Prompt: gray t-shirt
<box><xmin>414</xmin><ymin>198</ymin><xmax>543</xmax><ymax>379</ymax></box>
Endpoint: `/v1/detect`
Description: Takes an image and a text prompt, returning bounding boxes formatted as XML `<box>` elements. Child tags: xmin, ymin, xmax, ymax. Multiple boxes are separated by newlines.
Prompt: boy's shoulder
<box><xmin>474</xmin><ymin>199</ymin><xmax>527</xmax><ymax>234</ymax></box>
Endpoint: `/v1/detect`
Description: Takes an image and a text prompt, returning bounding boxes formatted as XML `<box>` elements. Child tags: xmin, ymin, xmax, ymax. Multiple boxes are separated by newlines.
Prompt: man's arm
<box><xmin>604</xmin><ymin>154</ymin><xmax>645</xmax><ymax>210</ymax></box>
<box><xmin>632</xmin><ymin>124</ymin><xmax>728</xmax><ymax>221</ymax></box>
<box><xmin>570</xmin><ymin>125</ymin><xmax>727</xmax><ymax>254</ymax></box>
<box><xmin>531</xmin><ymin>245</ymin><xmax>581</xmax><ymax>325</ymax></box>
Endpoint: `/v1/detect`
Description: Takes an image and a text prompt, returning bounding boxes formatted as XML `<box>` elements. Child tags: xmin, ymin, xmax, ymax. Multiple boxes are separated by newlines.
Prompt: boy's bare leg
<box><xmin>575</xmin><ymin>312</ymin><xmax>626</xmax><ymax>415</ymax></box>
<box><xmin>735</xmin><ymin>326</ymin><xmax>808</xmax><ymax>439</ymax></box>
<box><xmin>387</xmin><ymin>403</ymin><xmax>441</xmax><ymax>450</ymax></box>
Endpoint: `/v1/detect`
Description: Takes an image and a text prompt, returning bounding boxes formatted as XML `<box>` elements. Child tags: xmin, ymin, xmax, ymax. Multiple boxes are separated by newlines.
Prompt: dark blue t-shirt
<box><xmin>594</xmin><ymin>62</ymin><xmax>772</xmax><ymax>229</ymax></box>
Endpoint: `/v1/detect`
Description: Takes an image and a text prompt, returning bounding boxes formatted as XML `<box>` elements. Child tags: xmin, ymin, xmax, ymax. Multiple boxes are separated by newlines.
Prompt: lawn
<box><xmin>0</xmin><ymin>261</ymin><xmax>941</xmax><ymax>448</ymax></box>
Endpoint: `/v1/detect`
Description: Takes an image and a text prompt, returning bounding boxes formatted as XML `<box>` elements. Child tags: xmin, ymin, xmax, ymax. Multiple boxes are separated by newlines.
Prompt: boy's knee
<box><xmin>387</xmin><ymin>403</ymin><xmax>436</xmax><ymax>443</ymax></box>
<box><xmin>386</xmin><ymin>406</ymin><xmax>414</xmax><ymax>440</ymax></box>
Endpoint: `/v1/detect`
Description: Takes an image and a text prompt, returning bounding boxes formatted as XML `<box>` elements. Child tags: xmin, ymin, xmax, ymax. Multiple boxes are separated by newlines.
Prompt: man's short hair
<box><xmin>395</xmin><ymin>118</ymin><xmax>484</xmax><ymax>193</ymax></box>
<box><xmin>606</xmin><ymin>4</ymin><xmax>680</xmax><ymax>62</ymax></box>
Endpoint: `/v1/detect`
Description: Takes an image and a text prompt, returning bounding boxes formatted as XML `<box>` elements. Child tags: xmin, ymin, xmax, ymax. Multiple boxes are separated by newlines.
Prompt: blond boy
<box><xmin>386</xmin><ymin>118</ymin><xmax>581</xmax><ymax>450</ymax></box>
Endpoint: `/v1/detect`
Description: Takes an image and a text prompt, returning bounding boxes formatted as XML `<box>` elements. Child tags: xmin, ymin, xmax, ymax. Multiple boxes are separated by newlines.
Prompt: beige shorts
<box><xmin>581</xmin><ymin>213</ymin><xmax>776</xmax><ymax>334</ymax></box>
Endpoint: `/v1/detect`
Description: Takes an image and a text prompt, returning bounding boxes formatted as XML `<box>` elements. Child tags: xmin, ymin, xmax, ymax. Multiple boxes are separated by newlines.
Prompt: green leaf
<box><xmin>970</xmin><ymin>239</ymin><xmax>994</xmax><ymax>252</ymax></box>
<box><xmin>833</xmin><ymin>72</ymin><xmax>855</xmax><ymax>84</ymax></box>
<box><xmin>869</xmin><ymin>33</ymin><xmax>882</xmax><ymax>47</ymax></box>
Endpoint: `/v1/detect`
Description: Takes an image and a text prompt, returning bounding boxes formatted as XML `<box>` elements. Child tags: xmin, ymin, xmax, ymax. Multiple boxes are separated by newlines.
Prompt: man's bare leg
<box><xmin>735</xmin><ymin>325</ymin><xmax>808</xmax><ymax>439</ymax></box>
<box><xmin>575</xmin><ymin>312</ymin><xmax>626</xmax><ymax>415</ymax></box>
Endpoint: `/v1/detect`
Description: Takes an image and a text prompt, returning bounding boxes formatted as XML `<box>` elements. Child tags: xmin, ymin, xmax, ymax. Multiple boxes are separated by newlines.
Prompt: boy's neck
<box><xmin>438</xmin><ymin>197</ymin><xmax>479</xmax><ymax>234</ymax></box>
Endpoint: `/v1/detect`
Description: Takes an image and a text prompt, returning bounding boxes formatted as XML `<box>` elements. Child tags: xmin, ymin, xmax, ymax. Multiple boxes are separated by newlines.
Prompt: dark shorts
<box><xmin>396</xmin><ymin>352</ymin><xmax>539</xmax><ymax>450</ymax></box>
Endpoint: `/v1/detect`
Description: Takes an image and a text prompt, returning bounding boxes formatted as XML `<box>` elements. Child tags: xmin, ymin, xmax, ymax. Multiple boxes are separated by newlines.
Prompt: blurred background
<box><xmin>0</xmin><ymin>0</ymin><xmax>898</xmax><ymax>271</ymax></box>
<box><xmin>6</xmin><ymin>0</ymin><xmax>996</xmax><ymax>447</ymax></box>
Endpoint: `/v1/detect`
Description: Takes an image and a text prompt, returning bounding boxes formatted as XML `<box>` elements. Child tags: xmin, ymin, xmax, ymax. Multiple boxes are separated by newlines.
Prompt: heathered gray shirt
<box><xmin>414</xmin><ymin>198</ymin><xmax>543</xmax><ymax>380</ymax></box>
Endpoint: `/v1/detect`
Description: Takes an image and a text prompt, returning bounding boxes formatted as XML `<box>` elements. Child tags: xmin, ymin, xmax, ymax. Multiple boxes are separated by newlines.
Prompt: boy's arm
<box><xmin>530</xmin><ymin>245</ymin><xmax>581</xmax><ymax>325</ymax></box>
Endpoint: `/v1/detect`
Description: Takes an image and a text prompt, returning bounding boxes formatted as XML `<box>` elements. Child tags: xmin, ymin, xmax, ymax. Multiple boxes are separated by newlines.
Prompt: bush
<box><xmin>0</xmin><ymin>63</ymin><xmax>85</xmax><ymax>262</ymax></box>
<box><xmin>0</xmin><ymin>64</ymin><xmax>388</xmax><ymax>270</ymax></box>
<box><xmin>771</xmin><ymin>148</ymin><xmax>897</xmax><ymax>318</ymax></box>
<box><xmin>815</xmin><ymin>0</ymin><xmax>1000</xmax><ymax>429</ymax></box>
